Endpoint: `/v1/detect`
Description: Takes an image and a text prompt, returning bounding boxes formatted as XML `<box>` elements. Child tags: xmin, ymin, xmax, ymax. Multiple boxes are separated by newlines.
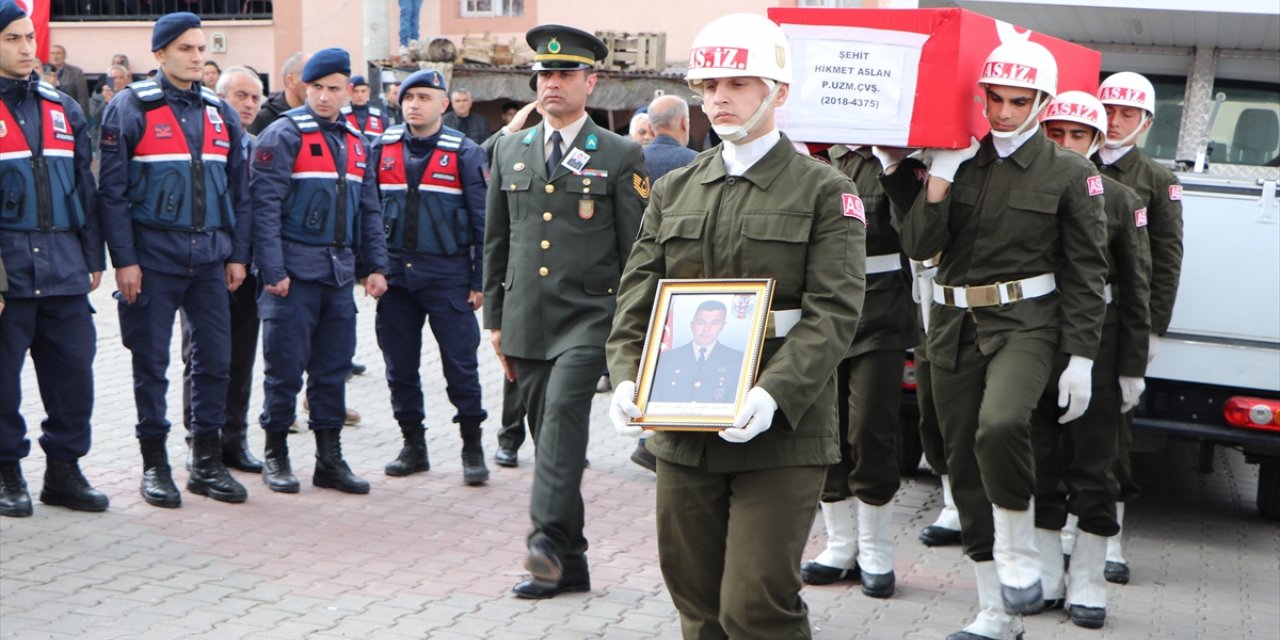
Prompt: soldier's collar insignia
<box><xmin>522</xmin><ymin>129</ymin><xmax>536</xmax><ymax>145</ymax></box>
<box><xmin>585</xmin><ymin>133</ymin><xmax>598</xmax><ymax>150</ymax></box>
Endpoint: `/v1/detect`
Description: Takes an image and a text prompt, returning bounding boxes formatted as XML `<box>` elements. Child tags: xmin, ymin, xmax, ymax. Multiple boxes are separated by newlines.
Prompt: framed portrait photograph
<box><xmin>630</xmin><ymin>279</ymin><xmax>775</xmax><ymax>431</ymax></box>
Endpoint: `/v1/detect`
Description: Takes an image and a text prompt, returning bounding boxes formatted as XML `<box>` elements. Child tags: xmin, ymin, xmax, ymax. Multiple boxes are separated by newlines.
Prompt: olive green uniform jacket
<box><xmin>881</xmin><ymin>131</ymin><xmax>1109</xmax><ymax>371</ymax></box>
<box><xmin>607</xmin><ymin>135</ymin><xmax>866</xmax><ymax>472</ymax></box>
<box><xmin>483</xmin><ymin>119</ymin><xmax>649</xmax><ymax>358</ymax></box>
<box><xmin>1099</xmin><ymin>175</ymin><xmax>1153</xmax><ymax>377</ymax></box>
<box><xmin>1095</xmin><ymin>147</ymin><xmax>1183</xmax><ymax>335</ymax></box>
<box><xmin>829</xmin><ymin>146</ymin><xmax>916</xmax><ymax>359</ymax></box>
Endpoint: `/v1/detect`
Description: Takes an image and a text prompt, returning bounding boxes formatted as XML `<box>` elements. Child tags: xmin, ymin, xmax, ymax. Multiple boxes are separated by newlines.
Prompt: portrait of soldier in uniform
<box><xmin>650</xmin><ymin>299</ymin><xmax>746</xmax><ymax>404</ymax></box>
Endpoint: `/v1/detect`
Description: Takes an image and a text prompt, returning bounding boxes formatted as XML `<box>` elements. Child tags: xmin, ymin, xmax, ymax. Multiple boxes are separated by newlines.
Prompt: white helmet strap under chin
<box><xmin>706</xmin><ymin>79</ymin><xmax>780</xmax><ymax>143</ymax></box>
<box><xmin>1087</xmin><ymin>130</ymin><xmax>1104</xmax><ymax>158</ymax></box>
<box><xmin>1104</xmin><ymin>112</ymin><xmax>1151</xmax><ymax>149</ymax></box>
<box><xmin>988</xmin><ymin>90</ymin><xmax>1051</xmax><ymax>139</ymax></box>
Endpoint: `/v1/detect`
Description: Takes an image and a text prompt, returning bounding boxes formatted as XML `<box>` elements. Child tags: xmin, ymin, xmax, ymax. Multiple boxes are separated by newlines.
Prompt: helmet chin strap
<box><xmin>705</xmin><ymin>79</ymin><xmax>781</xmax><ymax>143</ymax></box>
<box><xmin>1104</xmin><ymin>112</ymin><xmax>1151</xmax><ymax>149</ymax></box>
<box><xmin>987</xmin><ymin>90</ymin><xmax>1051</xmax><ymax>140</ymax></box>
<box><xmin>1087</xmin><ymin>130</ymin><xmax>1104</xmax><ymax>158</ymax></box>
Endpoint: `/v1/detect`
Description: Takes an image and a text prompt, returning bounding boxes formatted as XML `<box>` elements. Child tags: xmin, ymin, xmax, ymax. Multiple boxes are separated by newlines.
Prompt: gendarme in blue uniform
<box><xmin>0</xmin><ymin>72</ymin><xmax>103</xmax><ymax>472</ymax></box>
<box><xmin>251</xmin><ymin>103</ymin><xmax>389</xmax><ymax>434</ymax></box>
<box><xmin>370</xmin><ymin>121</ymin><xmax>489</xmax><ymax>450</ymax></box>
<box><xmin>98</xmin><ymin>71</ymin><xmax>251</xmax><ymax>441</ymax></box>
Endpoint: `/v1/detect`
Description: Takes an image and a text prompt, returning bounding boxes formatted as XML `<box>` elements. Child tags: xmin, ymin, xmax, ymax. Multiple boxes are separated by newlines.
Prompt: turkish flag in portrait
<box><xmin>14</xmin><ymin>0</ymin><xmax>51</xmax><ymax>63</ymax></box>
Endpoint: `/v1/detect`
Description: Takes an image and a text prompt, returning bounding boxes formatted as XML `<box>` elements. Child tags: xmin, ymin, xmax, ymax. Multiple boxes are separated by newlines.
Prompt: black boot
<box><xmin>0</xmin><ymin>462</ymin><xmax>33</xmax><ymax>518</ymax></box>
<box><xmin>313</xmin><ymin>429</ymin><xmax>369</xmax><ymax>494</ymax></box>
<box><xmin>262</xmin><ymin>430</ymin><xmax>299</xmax><ymax>493</ymax></box>
<box><xmin>460</xmin><ymin>422</ymin><xmax>489</xmax><ymax>486</ymax></box>
<box><xmin>221</xmin><ymin>430</ymin><xmax>263</xmax><ymax>473</ymax></box>
<box><xmin>187</xmin><ymin>432</ymin><xmax>248</xmax><ymax>503</ymax></box>
<box><xmin>139</xmin><ymin>437</ymin><xmax>181</xmax><ymax>508</ymax></box>
<box><xmin>40</xmin><ymin>458</ymin><xmax>109</xmax><ymax>512</ymax></box>
<box><xmin>384</xmin><ymin>422</ymin><xmax>429</xmax><ymax>477</ymax></box>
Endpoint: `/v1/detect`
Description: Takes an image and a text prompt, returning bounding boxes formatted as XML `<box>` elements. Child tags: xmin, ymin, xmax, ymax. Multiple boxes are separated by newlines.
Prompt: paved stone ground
<box><xmin>2</xmin><ymin>281</ymin><xmax>1277</xmax><ymax>639</ymax></box>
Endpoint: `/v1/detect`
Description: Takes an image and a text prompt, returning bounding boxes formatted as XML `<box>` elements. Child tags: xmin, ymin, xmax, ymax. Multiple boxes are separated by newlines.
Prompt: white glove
<box><xmin>1057</xmin><ymin>355</ymin><xmax>1094</xmax><ymax>424</ymax></box>
<box><xmin>609</xmin><ymin>380</ymin><xmax>644</xmax><ymax>438</ymax></box>
<box><xmin>1147</xmin><ymin>334</ymin><xmax>1160</xmax><ymax>365</ymax></box>
<box><xmin>923</xmin><ymin>137</ymin><xmax>981</xmax><ymax>183</ymax></box>
<box><xmin>1118</xmin><ymin>376</ymin><xmax>1146</xmax><ymax>413</ymax></box>
<box><xmin>720</xmin><ymin>386</ymin><xmax>777</xmax><ymax>444</ymax></box>
<box><xmin>871</xmin><ymin>146</ymin><xmax>910</xmax><ymax>174</ymax></box>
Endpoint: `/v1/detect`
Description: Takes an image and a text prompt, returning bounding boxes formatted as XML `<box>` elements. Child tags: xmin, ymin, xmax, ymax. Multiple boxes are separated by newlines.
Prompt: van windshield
<box><xmin>1136</xmin><ymin>75</ymin><xmax>1280</xmax><ymax>167</ymax></box>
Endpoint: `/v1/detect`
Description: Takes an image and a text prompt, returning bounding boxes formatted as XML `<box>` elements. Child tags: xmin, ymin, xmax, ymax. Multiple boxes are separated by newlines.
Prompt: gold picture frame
<box><xmin>629</xmin><ymin>278</ymin><xmax>775</xmax><ymax>431</ymax></box>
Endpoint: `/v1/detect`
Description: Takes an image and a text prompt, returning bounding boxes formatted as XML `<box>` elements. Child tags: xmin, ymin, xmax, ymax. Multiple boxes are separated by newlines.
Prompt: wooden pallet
<box><xmin>596</xmin><ymin>31</ymin><xmax>667</xmax><ymax>72</ymax></box>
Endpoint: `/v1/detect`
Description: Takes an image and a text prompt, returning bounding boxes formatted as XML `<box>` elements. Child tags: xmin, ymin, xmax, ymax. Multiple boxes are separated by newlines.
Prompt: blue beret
<box><xmin>0</xmin><ymin>0</ymin><xmax>28</xmax><ymax>33</ymax></box>
<box><xmin>302</xmin><ymin>48</ymin><xmax>351</xmax><ymax>83</ymax></box>
<box><xmin>401</xmin><ymin>69</ymin><xmax>447</xmax><ymax>96</ymax></box>
<box><xmin>151</xmin><ymin>12</ymin><xmax>201</xmax><ymax>51</ymax></box>
<box><xmin>350</xmin><ymin>75</ymin><xmax>367</xmax><ymax>87</ymax></box>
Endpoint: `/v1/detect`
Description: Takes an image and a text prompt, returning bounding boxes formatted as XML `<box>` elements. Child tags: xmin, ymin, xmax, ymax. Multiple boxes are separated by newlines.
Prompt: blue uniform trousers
<box><xmin>375</xmin><ymin>283</ymin><xmax>486</xmax><ymax>426</ymax></box>
<box><xmin>117</xmin><ymin>266</ymin><xmax>230</xmax><ymax>439</ymax></box>
<box><xmin>0</xmin><ymin>295</ymin><xmax>96</xmax><ymax>462</ymax></box>
<box><xmin>181</xmin><ymin>272</ymin><xmax>259</xmax><ymax>436</ymax></box>
<box><xmin>258</xmin><ymin>279</ymin><xmax>355</xmax><ymax>433</ymax></box>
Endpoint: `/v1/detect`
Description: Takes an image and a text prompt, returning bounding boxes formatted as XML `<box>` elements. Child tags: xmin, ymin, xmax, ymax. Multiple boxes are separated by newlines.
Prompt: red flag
<box><xmin>660</xmin><ymin>305</ymin><xmax>674</xmax><ymax>352</ymax></box>
<box><xmin>15</xmin><ymin>0</ymin><xmax>51</xmax><ymax>63</ymax></box>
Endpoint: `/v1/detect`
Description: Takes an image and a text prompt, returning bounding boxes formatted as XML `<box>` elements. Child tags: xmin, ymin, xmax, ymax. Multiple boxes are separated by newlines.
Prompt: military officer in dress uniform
<box><xmin>370</xmin><ymin>69</ymin><xmax>491</xmax><ymax>486</ymax></box>
<box><xmin>340</xmin><ymin>75</ymin><xmax>386</xmax><ymax>142</ymax></box>
<box><xmin>1033</xmin><ymin>90</ymin><xmax>1152</xmax><ymax>630</ymax></box>
<box><xmin>650</xmin><ymin>300</ymin><xmax>744</xmax><ymax>404</ymax></box>
<box><xmin>484</xmin><ymin>25</ymin><xmax>649</xmax><ymax>599</ymax></box>
<box><xmin>799</xmin><ymin>144</ymin><xmax>916</xmax><ymax>599</ymax></box>
<box><xmin>251</xmin><ymin>48</ymin><xmax>389</xmax><ymax>496</ymax></box>
<box><xmin>1093</xmin><ymin>72</ymin><xmax>1184</xmax><ymax>586</ymax></box>
<box><xmin>607</xmin><ymin>14</ymin><xmax>865</xmax><ymax>639</ymax></box>
<box><xmin>98</xmin><ymin>12</ymin><xmax>252</xmax><ymax>509</ymax></box>
<box><xmin>0</xmin><ymin>1</ymin><xmax>110</xmax><ymax>517</ymax></box>
<box><xmin>879</xmin><ymin>41</ymin><xmax>1108</xmax><ymax>640</ymax></box>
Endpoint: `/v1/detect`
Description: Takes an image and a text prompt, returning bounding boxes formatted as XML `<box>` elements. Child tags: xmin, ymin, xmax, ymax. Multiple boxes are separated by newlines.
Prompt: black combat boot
<box><xmin>460</xmin><ymin>422</ymin><xmax>489</xmax><ymax>486</ymax></box>
<box><xmin>384</xmin><ymin>422</ymin><xmax>429</xmax><ymax>476</ymax></box>
<box><xmin>313</xmin><ymin>429</ymin><xmax>369</xmax><ymax>494</ymax></box>
<box><xmin>0</xmin><ymin>462</ymin><xmax>33</xmax><ymax>517</ymax></box>
<box><xmin>262</xmin><ymin>430</ymin><xmax>299</xmax><ymax>493</ymax></box>
<box><xmin>139</xmin><ymin>437</ymin><xmax>181</xmax><ymax>508</ymax></box>
<box><xmin>221</xmin><ymin>429</ymin><xmax>263</xmax><ymax>473</ymax></box>
<box><xmin>40</xmin><ymin>458</ymin><xmax>109</xmax><ymax>512</ymax></box>
<box><xmin>187</xmin><ymin>432</ymin><xmax>248</xmax><ymax>503</ymax></box>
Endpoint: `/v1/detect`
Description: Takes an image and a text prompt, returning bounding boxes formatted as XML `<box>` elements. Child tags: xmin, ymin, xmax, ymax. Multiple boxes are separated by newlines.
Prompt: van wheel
<box><xmin>1258</xmin><ymin>459</ymin><xmax>1280</xmax><ymax>521</ymax></box>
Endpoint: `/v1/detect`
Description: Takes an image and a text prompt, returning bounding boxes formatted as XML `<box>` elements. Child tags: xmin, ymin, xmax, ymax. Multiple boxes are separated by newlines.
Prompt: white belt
<box><xmin>765</xmin><ymin>309</ymin><xmax>801</xmax><ymax>338</ymax></box>
<box><xmin>866</xmin><ymin>253</ymin><xmax>902</xmax><ymax>275</ymax></box>
<box><xmin>933</xmin><ymin>273</ymin><xmax>1057</xmax><ymax>309</ymax></box>
<box><xmin>1104</xmin><ymin>283</ymin><xmax>1114</xmax><ymax>304</ymax></box>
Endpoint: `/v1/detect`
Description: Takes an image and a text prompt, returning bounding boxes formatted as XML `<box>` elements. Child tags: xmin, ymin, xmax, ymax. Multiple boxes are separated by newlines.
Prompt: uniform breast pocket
<box><xmin>565</xmin><ymin>178</ymin><xmax>612</xmax><ymax>226</ymax></box>
<box><xmin>1007</xmin><ymin>189</ymin><xmax>1060</xmax><ymax>246</ymax></box>
<box><xmin>502</xmin><ymin>172</ymin><xmax>534</xmax><ymax>221</ymax></box>
<box><xmin>740</xmin><ymin>211</ymin><xmax>811</xmax><ymax>288</ymax></box>
<box><xmin>656</xmin><ymin>211</ymin><xmax>707</xmax><ymax>275</ymax></box>
<box><xmin>0</xmin><ymin>168</ymin><xmax>24</xmax><ymax>222</ymax></box>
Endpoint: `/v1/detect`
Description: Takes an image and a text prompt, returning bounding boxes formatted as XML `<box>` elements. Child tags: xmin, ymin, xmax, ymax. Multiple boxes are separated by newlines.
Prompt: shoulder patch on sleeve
<box><xmin>633</xmin><ymin>173</ymin><xmax>650</xmax><ymax>199</ymax></box>
<box><xmin>254</xmin><ymin>148</ymin><xmax>275</xmax><ymax>166</ymax></box>
<box><xmin>1086</xmin><ymin>175</ymin><xmax>1104</xmax><ymax>197</ymax></box>
<box><xmin>99</xmin><ymin>126</ymin><xmax>120</xmax><ymax>152</ymax></box>
<box><xmin>1169</xmin><ymin>184</ymin><xmax>1182</xmax><ymax>201</ymax></box>
<box><xmin>1134</xmin><ymin>207</ymin><xmax>1148</xmax><ymax>228</ymax></box>
<box><xmin>842</xmin><ymin>193</ymin><xmax>866</xmax><ymax>225</ymax></box>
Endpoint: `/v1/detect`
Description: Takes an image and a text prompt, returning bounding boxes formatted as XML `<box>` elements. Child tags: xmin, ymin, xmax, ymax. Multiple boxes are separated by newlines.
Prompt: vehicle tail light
<box><xmin>902</xmin><ymin>359</ymin><xmax>917</xmax><ymax>391</ymax></box>
<box><xmin>1222</xmin><ymin>397</ymin><xmax>1280</xmax><ymax>432</ymax></box>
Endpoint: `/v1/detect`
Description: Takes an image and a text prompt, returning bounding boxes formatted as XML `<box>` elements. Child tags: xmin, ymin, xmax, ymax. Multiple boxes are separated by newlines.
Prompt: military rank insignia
<box><xmin>633</xmin><ymin>173</ymin><xmax>651</xmax><ymax>198</ymax></box>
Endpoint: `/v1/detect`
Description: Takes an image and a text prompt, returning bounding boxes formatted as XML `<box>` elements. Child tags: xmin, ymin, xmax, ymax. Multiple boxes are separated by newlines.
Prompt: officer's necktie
<box><xmin>697</xmin><ymin>348</ymin><xmax>707</xmax><ymax>365</ymax></box>
<box><xmin>547</xmin><ymin>130</ymin><xmax>563</xmax><ymax>176</ymax></box>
